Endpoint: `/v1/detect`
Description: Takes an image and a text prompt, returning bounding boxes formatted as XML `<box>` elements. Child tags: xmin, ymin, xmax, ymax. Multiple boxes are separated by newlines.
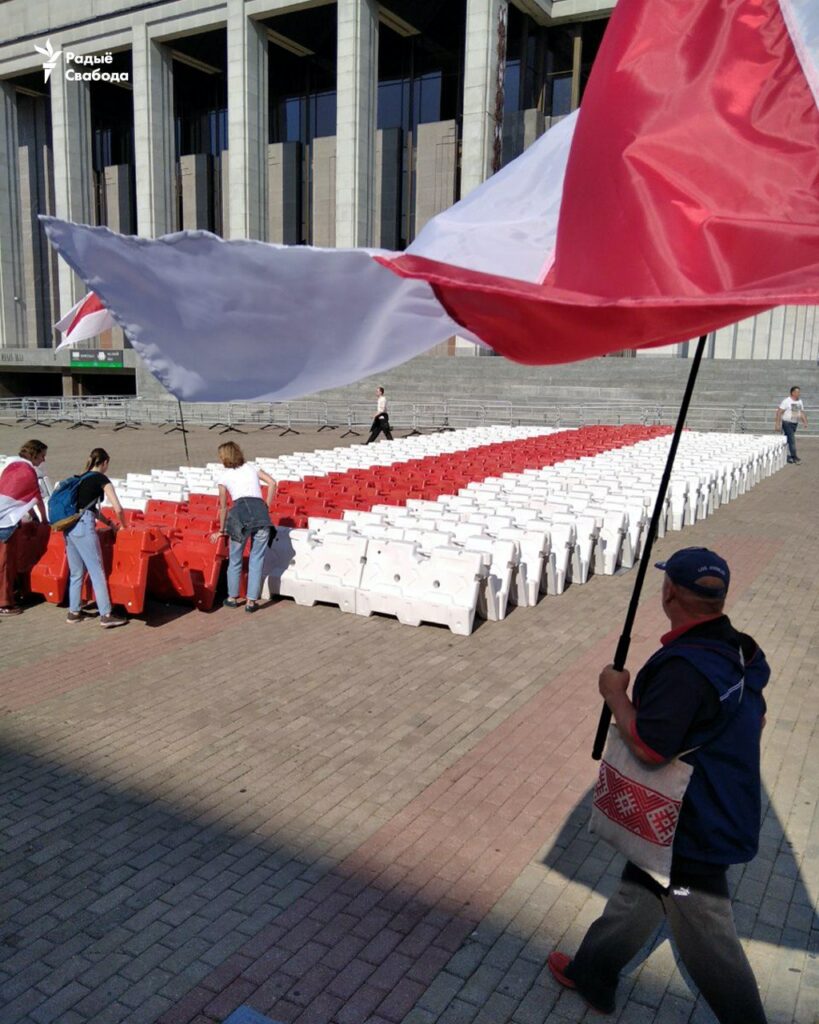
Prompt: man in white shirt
<box><xmin>365</xmin><ymin>386</ymin><xmax>393</xmax><ymax>444</ymax></box>
<box><xmin>775</xmin><ymin>386</ymin><xmax>808</xmax><ymax>464</ymax></box>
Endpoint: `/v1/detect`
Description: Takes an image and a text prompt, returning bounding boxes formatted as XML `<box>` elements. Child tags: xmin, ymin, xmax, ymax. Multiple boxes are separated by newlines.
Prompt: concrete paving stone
<box><xmin>616</xmin><ymin>1001</ymin><xmax>664</xmax><ymax>1023</ymax></box>
<box><xmin>270</xmin><ymin>879</ymin><xmax>315</xmax><ymax>908</ymax></box>
<box><xmin>157</xmin><ymin>962</ymin><xmax>214</xmax><ymax>1003</ymax></box>
<box><xmin>36</xmin><ymin>957</ymin><xmax>94</xmax><ymax>997</ymax></box>
<box><xmin>785</xmin><ymin>904</ymin><xmax>815</xmax><ymax>933</ymax></box>
<box><xmin>199</xmin><ymin>929</ymin><xmax>250</xmax><ymax>967</ymax></box>
<box><xmin>0</xmin><ymin>960</ymin><xmax>51</xmax><ymax>1003</ymax></box>
<box><xmin>333</xmin><ymin>982</ymin><xmax>387</xmax><ymax>1024</ymax></box>
<box><xmin>360</xmin><ymin>927</ymin><xmax>404</xmax><ymax>965</ymax></box>
<box><xmin>496</xmin><ymin>957</ymin><xmax>543</xmax><ymax>1001</ymax></box>
<box><xmin>473</xmin><ymin>990</ymin><xmax>520</xmax><ymax>1024</ymax></box>
<box><xmin>367</xmin><ymin>950</ymin><xmax>414</xmax><ymax>992</ymax></box>
<box><xmin>374</xmin><ymin>976</ymin><xmax>427</xmax><ymax>1021</ymax></box>
<box><xmin>0</xmin><ymin>985</ymin><xmax>49</xmax><ymax>1022</ymax></box>
<box><xmin>417</xmin><ymin>972</ymin><xmax>465</xmax><ymax>1014</ymax></box>
<box><xmin>401</xmin><ymin>1010</ymin><xmax>438</xmax><ymax>1024</ymax></box>
<box><xmin>281</xmin><ymin>939</ymin><xmax>333</xmax><ymax>979</ymax></box>
<box><xmin>79</xmin><ymin>1001</ymin><xmax>131</xmax><ymax>1024</ymax></box>
<box><xmin>444</xmin><ymin>940</ymin><xmax>487</xmax><ymax>980</ymax></box>
<box><xmin>118</xmin><ymin>943</ymin><xmax>176</xmax><ymax>984</ymax></box>
<box><xmin>29</xmin><ymin>980</ymin><xmax>90</xmax><ymax>1023</ymax></box>
<box><xmin>121</xmin><ymin>920</ymin><xmax>174</xmax><ymax>956</ymax></box>
<box><xmin>284</xmin><ymin>962</ymin><xmax>338</xmax><ymax>1007</ymax></box>
<box><xmin>436</xmin><ymin>996</ymin><xmax>482</xmax><ymax>1024</ymax></box>
<box><xmin>484</xmin><ymin>933</ymin><xmax>528</xmax><ymax>972</ymax></box>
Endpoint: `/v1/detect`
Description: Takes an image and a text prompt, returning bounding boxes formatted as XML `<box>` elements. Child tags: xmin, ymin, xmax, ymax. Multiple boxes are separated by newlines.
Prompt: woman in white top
<box><xmin>212</xmin><ymin>442</ymin><xmax>276</xmax><ymax>612</ymax></box>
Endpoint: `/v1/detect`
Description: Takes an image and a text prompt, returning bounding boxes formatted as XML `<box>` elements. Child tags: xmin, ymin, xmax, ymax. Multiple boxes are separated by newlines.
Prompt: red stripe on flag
<box><xmin>552</xmin><ymin>0</ymin><xmax>819</xmax><ymax>301</ymax></box>
<box><xmin>67</xmin><ymin>292</ymin><xmax>105</xmax><ymax>338</ymax></box>
<box><xmin>0</xmin><ymin>461</ymin><xmax>40</xmax><ymax>503</ymax></box>
<box><xmin>382</xmin><ymin>0</ymin><xmax>819</xmax><ymax>364</ymax></box>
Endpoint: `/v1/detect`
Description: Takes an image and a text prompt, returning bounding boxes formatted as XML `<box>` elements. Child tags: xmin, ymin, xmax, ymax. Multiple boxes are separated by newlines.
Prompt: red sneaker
<box><xmin>547</xmin><ymin>952</ymin><xmax>576</xmax><ymax>990</ymax></box>
<box><xmin>547</xmin><ymin>951</ymin><xmax>613</xmax><ymax>1014</ymax></box>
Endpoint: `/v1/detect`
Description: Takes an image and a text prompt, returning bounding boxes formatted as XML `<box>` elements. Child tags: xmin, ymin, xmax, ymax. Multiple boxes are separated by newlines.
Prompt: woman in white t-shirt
<box><xmin>212</xmin><ymin>442</ymin><xmax>276</xmax><ymax>612</ymax></box>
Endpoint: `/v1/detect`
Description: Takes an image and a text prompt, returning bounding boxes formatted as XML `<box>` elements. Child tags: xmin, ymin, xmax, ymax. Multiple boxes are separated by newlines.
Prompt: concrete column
<box><xmin>374</xmin><ymin>127</ymin><xmax>402</xmax><ymax>249</ymax></box>
<box><xmin>570</xmin><ymin>28</ymin><xmax>583</xmax><ymax>111</ymax></box>
<box><xmin>133</xmin><ymin>20</ymin><xmax>175</xmax><ymax>237</ymax></box>
<box><xmin>414</xmin><ymin>120</ymin><xmax>458</xmax><ymax>235</ymax></box>
<box><xmin>461</xmin><ymin>0</ymin><xmax>508</xmax><ymax>197</ymax></box>
<box><xmin>180</xmin><ymin>154</ymin><xmax>211</xmax><ymax>230</ymax></box>
<box><xmin>50</xmin><ymin>63</ymin><xmax>94</xmax><ymax>312</ymax></box>
<box><xmin>312</xmin><ymin>136</ymin><xmax>336</xmax><ymax>247</ymax></box>
<box><xmin>268</xmin><ymin>141</ymin><xmax>301</xmax><ymax>244</ymax></box>
<box><xmin>0</xmin><ymin>82</ymin><xmax>24</xmax><ymax>349</ymax></box>
<box><xmin>103</xmin><ymin>165</ymin><xmax>133</xmax><ymax>233</ymax></box>
<box><xmin>18</xmin><ymin>95</ymin><xmax>55</xmax><ymax>348</ymax></box>
<box><xmin>335</xmin><ymin>0</ymin><xmax>378</xmax><ymax>247</ymax></box>
<box><xmin>227</xmin><ymin>0</ymin><xmax>268</xmax><ymax>240</ymax></box>
<box><xmin>102</xmin><ymin>164</ymin><xmax>132</xmax><ymax>349</ymax></box>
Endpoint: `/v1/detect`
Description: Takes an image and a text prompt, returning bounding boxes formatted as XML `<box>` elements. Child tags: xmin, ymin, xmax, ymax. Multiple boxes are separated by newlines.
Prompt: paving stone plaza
<box><xmin>0</xmin><ymin>424</ymin><xmax>816</xmax><ymax>1024</ymax></box>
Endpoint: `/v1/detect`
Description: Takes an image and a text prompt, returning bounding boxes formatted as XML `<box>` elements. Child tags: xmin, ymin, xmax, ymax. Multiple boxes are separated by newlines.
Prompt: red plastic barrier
<box><xmin>106</xmin><ymin>527</ymin><xmax>171</xmax><ymax>613</ymax></box>
<box><xmin>29</xmin><ymin>531</ymin><xmax>69</xmax><ymax>604</ymax></box>
<box><xmin>167</xmin><ymin>531</ymin><xmax>228</xmax><ymax>611</ymax></box>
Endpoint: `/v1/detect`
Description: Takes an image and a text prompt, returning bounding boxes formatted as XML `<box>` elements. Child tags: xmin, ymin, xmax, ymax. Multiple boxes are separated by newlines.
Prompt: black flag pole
<box><xmin>177</xmin><ymin>399</ymin><xmax>191</xmax><ymax>463</ymax></box>
<box><xmin>591</xmin><ymin>333</ymin><xmax>708</xmax><ymax>760</ymax></box>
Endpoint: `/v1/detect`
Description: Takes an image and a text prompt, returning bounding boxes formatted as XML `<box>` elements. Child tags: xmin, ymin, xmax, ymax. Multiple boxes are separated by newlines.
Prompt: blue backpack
<box><xmin>48</xmin><ymin>472</ymin><xmax>95</xmax><ymax>531</ymax></box>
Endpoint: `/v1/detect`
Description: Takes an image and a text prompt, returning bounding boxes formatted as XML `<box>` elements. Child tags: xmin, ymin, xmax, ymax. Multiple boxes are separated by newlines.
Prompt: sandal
<box><xmin>245</xmin><ymin>601</ymin><xmax>259</xmax><ymax>614</ymax></box>
<box><xmin>223</xmin><ymin>597</ymin><xmax>241</xmax><ymax>609</ymax></box>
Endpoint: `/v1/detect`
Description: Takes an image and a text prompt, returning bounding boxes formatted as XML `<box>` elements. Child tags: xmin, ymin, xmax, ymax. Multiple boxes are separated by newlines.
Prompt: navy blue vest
<box><xmin>636</xmin><ymin>632</ymin><xmax>769</xmax><ymax>866</ymax></box>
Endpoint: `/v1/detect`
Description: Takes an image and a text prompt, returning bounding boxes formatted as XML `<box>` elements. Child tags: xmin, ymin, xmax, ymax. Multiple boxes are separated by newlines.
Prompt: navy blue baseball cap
<box><xmin>655</xmin><ymin>547</ymin><xmax>730</xmax><ymax>597</ymax></box>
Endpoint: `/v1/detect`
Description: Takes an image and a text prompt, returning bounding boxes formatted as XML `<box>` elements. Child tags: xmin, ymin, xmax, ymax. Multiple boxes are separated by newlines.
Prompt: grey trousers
<box><xmin>567</xmin><ymin>863</ymin><xmax>767</xmax><ymax>1023</ymax></box>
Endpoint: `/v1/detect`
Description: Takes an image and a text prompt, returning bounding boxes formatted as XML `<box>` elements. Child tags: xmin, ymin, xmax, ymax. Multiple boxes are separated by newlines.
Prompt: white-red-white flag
<box><xmin>43</xmin><ymin>0</ymin><xmax>819</xmax><ymax>401</ymax></box>
<box><xmin>54</xmin><ymin>292</ymin><xmax>115</xmax><ymax>348</ymax></box>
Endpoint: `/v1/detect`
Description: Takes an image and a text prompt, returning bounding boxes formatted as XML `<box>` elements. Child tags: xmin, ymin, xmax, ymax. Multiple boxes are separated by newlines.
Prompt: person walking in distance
<box><xmin>365</xmin><ymin>386</ymin><xmax>393</xmax><ymax>444</ymax></box>
<box><xmin>775</xmin><ymin>385</ymin><xmax>808</xmax><ymax>463</ymax></box>
<box><xmin>548</xmin><ymin>547</ymin><xmax>769</xmax><ymax>1024</ymax></box>
<box><xmin>65</xmin><ymin>448</ymin><xmax>128</xmax><ymax>627</ymax></box>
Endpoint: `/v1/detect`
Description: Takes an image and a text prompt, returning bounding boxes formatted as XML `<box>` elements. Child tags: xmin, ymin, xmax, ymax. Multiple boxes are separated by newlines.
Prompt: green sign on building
<box><xmin>70</xmin><ymin>350</ymin><xmax>124</xmax><ymax>369</ymax></box>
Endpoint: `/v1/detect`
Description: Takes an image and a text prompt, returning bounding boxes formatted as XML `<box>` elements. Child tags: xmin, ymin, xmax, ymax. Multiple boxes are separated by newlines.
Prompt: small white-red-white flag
<box><xmin>54</xmin><ymin>292</ymin><xmax>115</xmax><ymax>348</ymax></box>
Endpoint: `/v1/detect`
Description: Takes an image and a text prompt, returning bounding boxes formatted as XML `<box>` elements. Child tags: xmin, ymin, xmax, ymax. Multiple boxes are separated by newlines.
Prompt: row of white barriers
<box><xmin>259</xmin><ymin>431</ymin><xmax>787</xmax><ymax>635</ymax></box>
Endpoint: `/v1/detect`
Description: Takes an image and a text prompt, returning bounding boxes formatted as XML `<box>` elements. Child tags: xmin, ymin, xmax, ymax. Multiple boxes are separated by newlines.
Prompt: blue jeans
<box><xmin>65</xmin><ymin>511</ymin><xmax>112</xmax><ymax>615</ymax></box>
<box><xmin>782</xmin><ymin>421</ymin><xmax>798</xmax><ymax>460</ymax></box>
<box><xmin>227</xmin><ymin>528</ymin><xmax>269</xmax><ymax>601</ymax></box>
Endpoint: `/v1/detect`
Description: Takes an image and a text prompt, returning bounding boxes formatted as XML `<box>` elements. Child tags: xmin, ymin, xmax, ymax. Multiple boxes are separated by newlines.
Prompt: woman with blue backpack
<box><xmin>61</xmin><ymin>448</ymin><xmax>128</xmax><ymax>628</ymax></box>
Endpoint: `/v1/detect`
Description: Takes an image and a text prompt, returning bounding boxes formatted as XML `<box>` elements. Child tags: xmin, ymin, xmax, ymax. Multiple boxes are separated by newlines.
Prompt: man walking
<box><xmin>364</xmin><ymin>386</ymin><xmax>393</xmax><ymax>444</ymax></box>
<box><xmin>548</xmin><ymin>547</ymin><xmax>769</xmax><ymax>1023</ymax></box>
<box><xmin>775</xmin><ymin>385</ymin><xmax>807</xmax><ymax>463</ymax></box>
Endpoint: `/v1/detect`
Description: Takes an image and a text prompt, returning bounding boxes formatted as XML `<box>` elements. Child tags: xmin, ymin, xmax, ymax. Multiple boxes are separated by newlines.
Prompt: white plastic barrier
<box><xmin>459</xmin><ymin>537</ymin><xmax>518</xmax><ymax>621</ymax></box>
<box><xmin>356</xmin><ymin>541</ymin><xmax>485</xmax><ymax>635</ymax></box>
<box><xmin>269</xmin><ymin>531</ymin><xmax>368</xmax><ymax>613</ymax></box>
<box><xmin>497</xmin><ymin>526</ymin><xmax>550</xmax><ymax>607</ymax></box>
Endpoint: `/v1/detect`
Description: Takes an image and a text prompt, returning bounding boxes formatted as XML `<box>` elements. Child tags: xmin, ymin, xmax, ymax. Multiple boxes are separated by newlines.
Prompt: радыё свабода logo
<box><xmin>32</xmin><ymin>40</ymin><xmax>130</xmax><ymax>85</ymax></box>
<box><xmin>34</xmin><ymin>39</ymin><xmax>62</xmax><ymax>83</ymax></box>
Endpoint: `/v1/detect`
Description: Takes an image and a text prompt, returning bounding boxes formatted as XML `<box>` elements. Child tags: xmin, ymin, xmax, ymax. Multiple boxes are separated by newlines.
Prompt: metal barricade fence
<box><xmin>0</xmin><ymin>394</ymin><xmax>811</xmax><ymax>438</ymax></box>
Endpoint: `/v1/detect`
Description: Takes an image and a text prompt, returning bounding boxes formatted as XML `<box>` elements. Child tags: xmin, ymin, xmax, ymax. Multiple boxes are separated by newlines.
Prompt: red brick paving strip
<box><xmin>157</xmin><ymin>536</ymin><xmax>782</xmax><ymax>1024</ymax></box>
<box><xmin>0</xmin><ymin>597</ymin><xmax>260</xmax><ymax>714</ymax></box>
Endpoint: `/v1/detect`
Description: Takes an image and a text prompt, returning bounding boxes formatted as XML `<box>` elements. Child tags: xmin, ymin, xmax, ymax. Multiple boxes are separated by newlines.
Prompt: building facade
<box><xmin>0</xmin><ymin>0</ymin><xmax>816</xmax><ymax>397</ymax></box>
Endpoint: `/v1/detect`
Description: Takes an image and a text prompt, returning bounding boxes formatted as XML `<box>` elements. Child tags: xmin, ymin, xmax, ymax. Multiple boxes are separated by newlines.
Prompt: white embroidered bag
<box><xmin>589</xmin><ymin>728</ymin><xmax>694</xmax><ymax>888</ymax></box>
